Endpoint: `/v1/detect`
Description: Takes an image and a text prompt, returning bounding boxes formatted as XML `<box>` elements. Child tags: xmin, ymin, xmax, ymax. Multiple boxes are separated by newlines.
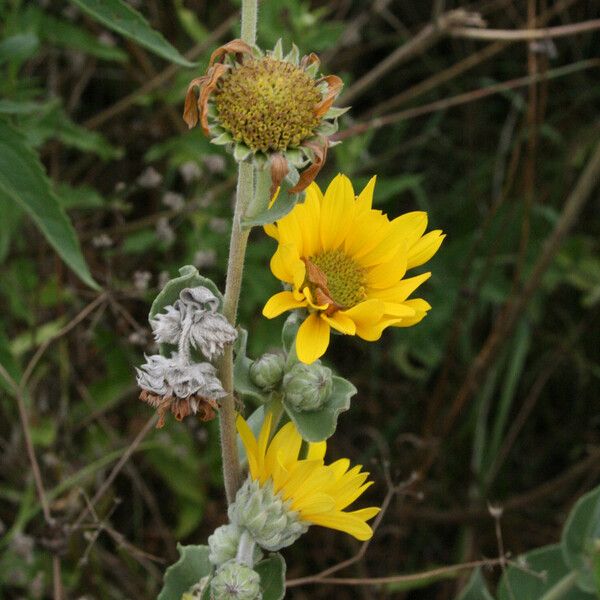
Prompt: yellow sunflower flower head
<box><xmin>231</xmin><ymin>412</ymin><xmax>379</xmax><ymax>550</ymax></box>
<box><xmin>262</xmin><ymin>174</ymin><xmax>445</xmax><ymax>363</ymax></box>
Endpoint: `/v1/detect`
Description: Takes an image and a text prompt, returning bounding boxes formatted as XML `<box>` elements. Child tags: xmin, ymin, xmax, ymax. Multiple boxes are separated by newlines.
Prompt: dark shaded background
<box><xmin>1</xmin><ymin>0</ymin><xmax>599</xmax><ymax>598</ymax></box>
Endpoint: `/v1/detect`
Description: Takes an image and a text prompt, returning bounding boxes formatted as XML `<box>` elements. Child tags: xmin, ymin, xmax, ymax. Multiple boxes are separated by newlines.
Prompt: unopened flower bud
<box><xmin>282</xmin><ymin>362</ymin><xmax>332</xmax><ymax>411</ymax></box>
<box><xmin>208</xmin><ymin>524</ymin><xmax>262</xmax><ymax>567</ymax></box>
<box><xmin>249</xmin><ymin>353</ymin><xmax>285</xmax><ymax>391</ymax></box>
<box><xmin>229</xmin><ymin>478</ymin><xmax>307</xmax><ymax>551</ymax></box>
<box><xmin>210</xmin><ymin>560</ymin><xmax>261</xmax><ymax>600</ymax></box>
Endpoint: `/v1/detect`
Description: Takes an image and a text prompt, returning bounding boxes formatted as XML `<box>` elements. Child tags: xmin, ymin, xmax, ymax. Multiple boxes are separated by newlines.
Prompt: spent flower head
<box><xmin>183</xmin><ymin>39</ymin><xmax>344</xmax><ymax>197</ymax></box>
<box><xmin>262</xmin><ymin>174</ymin><xmax>445</xmax><ymax>363</ymax></box>
<box><xmin>137</xmin><ymin>285</ymin><xmax>236</xmax><ymax>427</ymax></box>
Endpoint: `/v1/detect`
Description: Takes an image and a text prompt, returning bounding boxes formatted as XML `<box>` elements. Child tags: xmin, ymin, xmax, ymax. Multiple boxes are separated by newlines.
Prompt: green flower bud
<box><xmin>282</xmin><ymin>362</ymin><xmax>332</xmax><ymax>411</ymax></box>
<box><xmin>229</xmin><ymin>478</ymin><xmax>308</xmax><ymax>551</ymax></box>
<box><xmin>210</xmin><ymin>560</ymin><xmax>261</xmax><ymax>600</ymax></box>
<box><xmin>208</xmin><ymin>524</ymin><xmax>263</xmax><ymax>567</ymax></box>
<box><xmin>249</xmin><ymin>353</ymin><xmax>285</xmax><ymax>391</ymax></box>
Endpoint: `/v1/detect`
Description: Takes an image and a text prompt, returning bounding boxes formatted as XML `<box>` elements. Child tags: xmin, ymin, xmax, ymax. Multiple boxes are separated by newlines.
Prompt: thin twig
<box><xmin>84</xmin><ymin>13</ymin><xmax>238</xmax><ymax>129</ymax></box>
<box><xmin>52</xmin><ymin>556</ymin><xmax>63</xmax><ymax>600</ymax></box>
<box><xmin>339</xmin><ymin>9</ymin><xmax>485</xmax><ymax>105</ymax></box>
<box><xmin>452</xmin><ymin>18</ymin><xmax>600</xmax><ymax>40</ymax></box>
<box><xmin>337</xmin><ymin>59</ymin><xmax>600</xmax><ymax>141</ymax></box>
<box><xmin>288</xmin><ymin>557</ymin><xmax>509</xmax><ymax>587</ymax></box>
<box><xmin>364</xmin><ymin>0</ymin><xmax>581</xmax><ymax>117</ymax></box>
<box><xmin>19</xmin><ymin>293</ymin><xmax>107</xmax><ymax>392</ymax></box>
<box><xmin>441</xmin><ymin>138</ymin><xmax>600</xmax><ymax>438</ymax></box>
<box><xmin>289</xmin><ymin>472</ymin><xmax>419</xmax><ymax>587</ymax></box>
<box><xmin>71</xmin><ymin>415</ymin><xmax>157</xmax><ymax>532</ymax></box>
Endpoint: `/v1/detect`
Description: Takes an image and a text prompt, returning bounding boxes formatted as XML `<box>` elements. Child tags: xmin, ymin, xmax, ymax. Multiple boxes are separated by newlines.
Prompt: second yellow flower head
<box><xmin>263</xmin><ymin>174</ymin><xmax>445</xmax><ymax>363</ymax></box>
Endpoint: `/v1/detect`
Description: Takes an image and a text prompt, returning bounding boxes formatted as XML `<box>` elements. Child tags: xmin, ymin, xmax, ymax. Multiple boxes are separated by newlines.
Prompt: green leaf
<box><xmin>498</xmin><ymin>545</ymin><xmax>593</xmax><ymax>600</ymax></box>
<box><xmin>0</xmin><ymin>121</ymin><xmax>98</xmax><ymax>290</ymax></box>
<box><xmin>284</xmin><ymin>375</ymin><xmax>356</xmax><ymax>442</ymax></box>
<box><xmin>55</xmin><ymin>183</ymin><xmax>106</xmax><ymax>210</ymax></box>
<box><xmin>157</xmin><ymin>544</ymin><xmax>212</xmax><ymax>600</ymax></box>
<box><xmin>562</xmin><ymin>485</ymin><xmax>600</xmax><ymax>593</ymax></box>
<box><xmin>456</xmin><ymin>569</ymin><xmax>494</xmax><ymax>600</ymax></box>
<box><xmin>255</xmin><ymin>553</ymin><xmax>286</xmax><ymax>600</ymax></box>
<box><xmin>0</xmin><ymin>192</ymin><xmax>22</xmax><ymax>262</ymax></box>
<box><xmin>281</xmin><ymin>315</ymin><xmax>300</xmax><ymax>355</ymax></box>
<box><xmin>39</xmin><ymin>11</ymin><xmax>128</xmax><ymax>62</ymax></box>
<box><xmin>23</xmin><ymin>105</ymin><xmax>122</xmax><ymax>160</ymax></box>
<box><xmin>69</xmin><ymin>0</ymin><xmax>195</xmax><ymax>67</ymax></box>
<box><xmin>233</xmin><ymin>329</ymin><xmax>268</xmax><ymax>404</ymax></box>
<box><xmin>0</xmin><ymin>33</ymin><xmax>39</xmax><ymax>65</ymax></box>
<box><xmin>242</xmin><ymin>179</ymin><xmax>304</xmax><ymax>228</ymax></box>
<box><xmin>0</xmin><ymin>100</ymin><xmax>46</xmax><ymax>115</ymax></box>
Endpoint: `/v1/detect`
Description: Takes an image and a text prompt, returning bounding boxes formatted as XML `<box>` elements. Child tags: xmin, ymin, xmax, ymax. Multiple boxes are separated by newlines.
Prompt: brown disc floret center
<box><xmin>214</xmin><ymin>57</ymin><xmax>321</xmax><ymax>153</ymax></box>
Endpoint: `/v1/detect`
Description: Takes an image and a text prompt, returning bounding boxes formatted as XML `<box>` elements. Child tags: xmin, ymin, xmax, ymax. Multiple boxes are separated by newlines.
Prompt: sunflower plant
<box><xmin>140</xmin><ymin>2</ymin><xmax>443</xmax><ymax>598</ymax></box>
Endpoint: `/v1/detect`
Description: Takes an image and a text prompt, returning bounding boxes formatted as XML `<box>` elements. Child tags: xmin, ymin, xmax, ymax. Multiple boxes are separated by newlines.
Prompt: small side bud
<box><xmin>208</xmin><ymin>524</ymin><xmax>262</xmax><ymax>567</ymax></box>
<box><xmin>210</xmin><ymin>560</ymin><xmax>262</xmax><ymax>600</ymax></box>
<box><xmin>282</xmin><ymin>362</ymin><xmax>332</xmax><ymax>411</ymax></box>
<box><xmin>249</xmin><ymin>353</ymin><xmax>285</xmax><ymax>391</ymax></box>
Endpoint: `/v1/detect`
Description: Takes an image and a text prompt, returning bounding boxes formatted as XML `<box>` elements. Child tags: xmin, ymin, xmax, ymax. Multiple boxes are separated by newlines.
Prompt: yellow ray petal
<box><xmin>392</xmin><ymin>298</ymin><xmax>431</xmax><ymax>328</ymax></box>
<box><xmin>278</xmin><ymin>209</ymin><xmax>306</xmax><ymax>256</ymax></box>
<box><xmin>256</xmin><ymin>411</ymin><xmax>273</xmax><ymax>481</ymax></box>
<box><xmin>341</xmin><ymin>299</ymin><xmax>385</xmax><ymax>338</ymax></box>
<box><xmin>263</xmin><ymin>291</ymin><xmax>307</xmax><ymax>319</ymax></box>
<box><xmin>323</xmin><ymin>311</ymin><xmax>356</xmax><ymax>335</ymax></box>
<box><xmin>293</xmin><ymin>492</ymin><xmax>335</xmax><ymax>515</ymax></box>
<box><xmin>327</xmin><ymin>458</ymin><xmax>351</xmax><ymax>481</ymax></box>
<box><xmin>389</xmin><ymin>211</ymin><xmax>428</xmax><ymax>247</ymax></box>
<box><xmin>307</xmin><ymin>441</ymin><xmax>327</xmax><ymax>461</ymax></box>
<box><xmin>305</xmin><ymin>510</ymin><xmax>374</xmax><ymax>541</ymax></box>
<box><xmin>296</xmin><ymin>313</ymin><xmax>330</xmax><ymax>364</ymax></box>
<box><xmin>334</xmin><ymin>481</ymin><xmax>374</xmax><ymax>511</ymax></box>
<box><xmin>364</xmin><ymin>242</ymin><xmax>408</xmax><ymax>289</ymax></box>
<box><xmin>270</xmin><ymin>243</ymin><xmax>303</xmax><ymax>285</ymax></box>
<box><xmin>356</xmin><ymin>175</ymin><xmax>377</xmax><ymax>213</ymax></box>
<box><xmin>265</xmin><ymin>422</ymin><xmax>301</xmax><ymax>482</ymax></box>
<box><xmin>264</xmin><ymin>222</ymin><xmax>279</xmax><ymax>240</ymax></box>
<box><xmin>344</xmin><ymin>212</ymin><xmax>389</xmax><ymax>259</ymax></box>
<box><xmin>347</xmin><ymin>506</ymin><xmax>381</xmax><ymax>521</ymax></box>
<box><xmin>369</xmin><ymin>272</ymin><xmax>431</xmax><ymax>303</ymax></box>
<box><xmin>406</xmin><ymin>231</ymin><xmax>445</xmax><ymax>269</ymax></box>
<box><xmin>236</xmin><ymin>415</ymin><xmax>259</xmax><ymax>480</ymax></box>
<box><xmin>383</xmin><ymin>302</ymin><xmax>417</xmax><ymax>317</ymax></box>
<box><xmin>303</xmin><ymin>286</ymin><xmax>329</xmax><ymax>311</ymax></box>
<box><xmin>320</xmin><ymin>174</ymin><xmax>355</xmax><ymax>250</ymax></box>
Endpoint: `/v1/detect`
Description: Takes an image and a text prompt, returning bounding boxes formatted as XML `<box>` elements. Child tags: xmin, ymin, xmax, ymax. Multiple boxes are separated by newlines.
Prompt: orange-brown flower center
<box><xmin>305</xmin><ymin>250</ymin><xmax>366</xmax><ymax>312</ymax></box>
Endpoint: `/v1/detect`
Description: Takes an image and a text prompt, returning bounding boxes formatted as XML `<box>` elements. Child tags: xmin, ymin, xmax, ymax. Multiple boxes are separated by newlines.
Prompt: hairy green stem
<box><xmin>217</xmin><ymin>0</ymin><xmax>259</xmax><ymax>506</ymax></box>
<box><xmin>245</xmin><ymin>166</ymin><xmax>273</xmax><ymax>221</ymax></box>
<box><xmin>240</xmin><ymin>0</ymin><xmax>258</xmax><ymax>45</ymax></box>
<box><xmin>218</xmin><ymin>161</ymin><xmax>254</xmax><ymax>504</ymax></box>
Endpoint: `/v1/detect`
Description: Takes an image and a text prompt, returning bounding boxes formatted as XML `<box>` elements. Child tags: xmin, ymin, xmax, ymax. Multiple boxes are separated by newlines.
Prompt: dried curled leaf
<box><xmin>290</xmin><ymin>138</ymin><xmax>328</xmax><ymax>194</ymax></box>
<box><xmin>209</xmin><ymin>38</ymin><xmax>253</xmax><ymax>66</ymax></box>
<box><xmin>314</xmin><ymin>75</ymin><xmax>344</xmax><ymax>118</ymax></box>
<box><xmin>270</xmin><ymin>154</ymin><xmax>289</xmax><ymax>200</ymax></box>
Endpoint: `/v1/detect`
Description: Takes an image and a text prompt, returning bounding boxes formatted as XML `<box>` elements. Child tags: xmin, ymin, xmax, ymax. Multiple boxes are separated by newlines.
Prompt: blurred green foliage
<box><xmin>0</xmin><ymin>0</ymin><xmax>599</xmax><ymax>599</ymax></box>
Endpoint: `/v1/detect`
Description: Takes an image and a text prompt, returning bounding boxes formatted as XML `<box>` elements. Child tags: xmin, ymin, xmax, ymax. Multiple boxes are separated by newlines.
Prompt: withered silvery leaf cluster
<box><xmin>150</xmin><ymin>286</ymin><xmax>237</xmax><ymax>361</ymax></box>
<box><xmin>136</xmin><ymin>286</ymin><xmax>237</xmax><ymax>428</ymax></box>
